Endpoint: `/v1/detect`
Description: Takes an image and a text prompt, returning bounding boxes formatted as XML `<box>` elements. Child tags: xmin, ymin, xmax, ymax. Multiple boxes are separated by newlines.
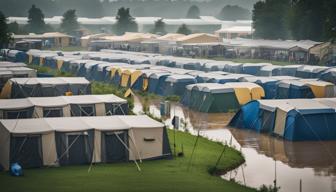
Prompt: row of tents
<box><xmin>3</xmin><ymin>49</ymin><xmax>336</xmax><ymax>84</ymax></box>
<box><xmin>0</xmin><ymin>115</ymin><xmax>171</xmax><ymax>170</ymax></box>
<box><xmin>229</xmin><ymin>98</ymin><xmax>336</xmax><ymax>141</ymax></box>
<box><xmin>0</xmin><ymin>61</ymin><xmax>36</xmax><ymax>91</ymax></box>
<box><xmin>0</xmin><ymin>94</ymin><xmax>128</xmax><ymax>119</ymax></box>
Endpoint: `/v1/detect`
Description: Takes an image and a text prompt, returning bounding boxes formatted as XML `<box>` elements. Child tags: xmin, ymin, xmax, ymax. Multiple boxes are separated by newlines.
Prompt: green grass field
<box><xmin>0</xmin><ymin>130</ymin><xmax>255</xmax><ymax>192</ymax></box>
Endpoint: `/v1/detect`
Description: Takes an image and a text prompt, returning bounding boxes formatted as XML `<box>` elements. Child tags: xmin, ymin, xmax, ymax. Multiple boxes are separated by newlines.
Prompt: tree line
<box><xmin>253</xmin><ymin>0</ymin><xmax>336</xmax><ymax>41</ymax></box>
<box><xmin>0</xmin><ymin>5</ymin><xmax>195</xmax><ymax>47</ymax></box>
<box><xmin>0</xmin><ymin>0</ymin><xmax>256</xmax><ymax>19</ymax></box>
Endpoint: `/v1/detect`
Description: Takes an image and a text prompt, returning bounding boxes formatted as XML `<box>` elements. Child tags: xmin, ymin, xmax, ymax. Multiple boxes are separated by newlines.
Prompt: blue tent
<box><xmin>148</xmin><ymin>73</ymin><xmax>171</xmax><ymax>94</ymax></box>
<box><xmin>229</xmin><ymin>99</ymin><xmax>336</xmax><ymax>141</ymax></box>
<box><xmin>241</xmin><ymin>63</ymin><xmax>272</xmax><ymax>75</ymax></box>
<box><xmin>276</xmin><ymin>80</ymin><xmax>314</xmax><ymax>99</ymax></box>
<box><xmin>319</xmin><ymin>68</ymin><xmax>336</xmax><ymax>84</ymax></box>
<box><xmin>296</xmin><ymin>65</ymin><xmax>329</xmax><ymax>78</ymax></box>
<box><xmin>223</xmin><ymin>63</ymin><xmax>243</xmax><ymax>73</ymax></box>
<box><xmin>279</xmin><ymin>65</ymin><xmax>302</xmax><ymax>76</ymax></box>
<box><xmin>162</xmin><ymin>74</ymin><xmax>196</xmax><ymax>96</ymax></box>
<box><xmin>195</xmin><ymin>73</ymin><xmax>227</xmax><ymax>83</ymax></box>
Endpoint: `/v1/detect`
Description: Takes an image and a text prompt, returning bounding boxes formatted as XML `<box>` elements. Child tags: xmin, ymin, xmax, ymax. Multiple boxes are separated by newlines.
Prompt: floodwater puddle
<box><xmin>133</xmin><ymin>96</ymin><xmax>336</xmax><ymax>192</ymax></box>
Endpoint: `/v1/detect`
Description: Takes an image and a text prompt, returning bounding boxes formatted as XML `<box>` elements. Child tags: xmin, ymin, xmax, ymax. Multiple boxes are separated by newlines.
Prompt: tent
<box><xmin>0</xmin><ymin>67</ymin><xmax>36</xmax><ymax>90</ymax></box>
<box><xmin>195</xmin><ymin>73</ymin><xmax>228</xmax><ymax>83</ymax></box>
<box><xmin>276</xmin><ymin>80</ymin><xmax>315</xmax><ymax>99</ymax></box>
<box><xmin>223</xmin><ymin>63</ymin><xmax>243</xmax><ymax>73</ymax></box>
<box><xmin>202</xmin><ymin>61</ymin><xmax>227</xmax><ymax>72</ymax></box>
<box><xmin>6</xmin><ymin>50</ymin><xmax>28</xmax><ymax>63</ymax></box>
<box><xmin>217</xmin><ymin>74</ymin><xmax>253</xmax><ymax>84</ymax></box>
<box><xmin>319</xmin><ymin>68</ymin><xmax>336</xmax><ymax>84</ymax></box>
<box><xmin>148</xmin><ymin>72</ymin><xmax>171</xmax><ymax>94</ymax></box>
<box><xmin>295</xmin><ymin>65</ymin><xmax>329</xmax><ymax>78</ymax></box>
<box><xmin>259</xmin><ymin>65</ymin><xmax>282</xmax><ymax>76</ymax></box>
<box><xmin>225</xmin><ymin>82</ymin><xmax>265</xmax><ymax>105</ymax></box>
<box><xmin>299</xmin><ymin>79</ymin><xmax>335</xmax><ymax>98</ymax></box>
<box><xmin>241</xmin><ymin>63</ymin><xmax>272</xmax><ymax>75</ymax></box>
<box><xmin>181</xmin><ymin>83</ymin><xmax>240</xmax><ymax>113</ymax></box>
<box><xmin>0</xmin><ymin>115</ymin><xmax>171</xmax><ymax>170</ymax></box>
<box><xmin>162</xmin><ymin>74</ymin><xmax>197</xmax><ymax>96</ymax></box>
<box><xmin>0</xmin><ymin>61</ymin><xmax>27</xmax><ymax>68</ymax></box>
<box><xmin>239</xmin><ymin>76</ymin><xmax>279</xmax><ymax>99</ymax></box>
<box><xmin>0</xmin><ymin>77</ymin><xmax>91</xmax><ymax>99</ymax></box>
<box><xmin>280</xmin><ymin>65</ymin><xmax>302</xmax><ymax>76</ymax></box>
<box><xmin>229</xmin><ymin>99</ymin><xmax>336</xmax><ymax>141</ymax></box>
<box><xmin>0</xmin><ymin>94</ymin><xmax>128</xmax><ymax>119</ymax></box>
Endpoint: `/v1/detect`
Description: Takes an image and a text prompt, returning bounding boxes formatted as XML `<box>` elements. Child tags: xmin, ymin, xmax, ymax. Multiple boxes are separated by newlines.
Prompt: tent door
<box><xmin>10</xmin><ymin>135</ymin><xmax>43</xmax><ymax>168</ymax></box>
<box><xmin>67</xmin><ymin>134</ymin><xmax>89</xmax><ymax>165</ymax></box>
<box><xmin>104</xmin><ymin>131</ymin><xmax>128</xmax><ymax>163</ymax></box>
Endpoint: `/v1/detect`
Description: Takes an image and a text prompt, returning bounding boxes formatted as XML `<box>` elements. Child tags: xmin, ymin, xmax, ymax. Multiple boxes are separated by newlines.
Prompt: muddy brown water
<box><xmin>133</xmin><ymin>96</ymin><xmax>336</xmax><ymax>192</ymax></box>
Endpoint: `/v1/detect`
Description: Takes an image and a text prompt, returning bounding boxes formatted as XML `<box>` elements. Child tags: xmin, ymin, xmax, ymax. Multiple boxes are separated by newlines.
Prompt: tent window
<box><xmin>5</xmin><ymin>110</ymin><xmax>29</xmax><ymax>119</ymax></box>
<box><xmin>43</xmin><ymin>107</ymin><xmax>63</xmax><ymax>117</ymax></box>
<box><xmin>80</xmin><ymin>105</ymin><xmax>95</xmax><ymax>116</ymax></box>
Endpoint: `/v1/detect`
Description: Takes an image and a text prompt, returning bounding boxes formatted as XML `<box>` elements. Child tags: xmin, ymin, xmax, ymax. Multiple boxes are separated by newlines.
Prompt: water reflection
<box><xmin>133</xmin><ymin>96</ymin><xmax>336</xmax><ymax>192</ymax></box>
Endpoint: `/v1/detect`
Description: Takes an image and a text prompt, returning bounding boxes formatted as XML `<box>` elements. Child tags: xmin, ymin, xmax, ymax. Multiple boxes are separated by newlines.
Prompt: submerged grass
<box><xmin>0</xmin><ymin>129</ymin><xmax>255</xmax><ymax>192</ymax></box>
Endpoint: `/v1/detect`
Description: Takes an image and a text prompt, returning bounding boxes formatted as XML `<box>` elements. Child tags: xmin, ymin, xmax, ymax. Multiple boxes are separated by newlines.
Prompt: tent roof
<box><xmin>225</xmin><ymin>82</ymin><xmax>263</xmax><ymax>90</ymax></box>
<box><xmin>165</xmin><ymin>74</ymin><xmax>195</xmax><ymax>82</ymax></box>
<box><xmin>0</xmin><ymin>62</ymin><xmax>27</xmax><ymax>68</ymax></box>
<box><xmin>0</xmin><ymin>94</ymin><xmax>126</xmax><ymax>109</ymax></box>
<box><xmin>9</xmin><ymin>77</ymin><xmax>89</xmax><ymax>85</ymax></box>
<box><xmin>0</xmin><ymin>115</ymin><xmax>163</xmax><ymax>134</ymax></box>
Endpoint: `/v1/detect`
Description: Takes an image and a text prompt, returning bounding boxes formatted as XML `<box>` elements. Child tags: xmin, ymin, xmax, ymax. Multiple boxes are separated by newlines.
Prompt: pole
<box><xmin>299</xmin><ymin>179</ymin><xmax>302</xmax><ymax>192</ymax></box>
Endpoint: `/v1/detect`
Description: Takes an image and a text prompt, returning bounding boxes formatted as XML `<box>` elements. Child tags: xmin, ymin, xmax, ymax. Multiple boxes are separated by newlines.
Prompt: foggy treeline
<box><xmin>0</xmin><ymin>0</ymin><xmax>257</xmax><ymax>18</ymax></box>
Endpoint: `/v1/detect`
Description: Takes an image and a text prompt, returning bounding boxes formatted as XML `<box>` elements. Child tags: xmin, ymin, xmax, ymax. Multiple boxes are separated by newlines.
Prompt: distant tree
<box><xmin>60</xmin><ymin>9</ymin><xmax>80</xmax><ymax>35</ymax></box>
<box><xmin>27</xmin><ymin>4</ymin><xmax>46</xmax><ymax>33</ymax></box>
<box><xmin>217</xmin><ymin>5</ymin><xmax>251</xmax><ymax>21</ymax></box>
<box><xmin>186</xmin><ymin>5</ymin><xmax>200</xmax><ymax>19</ymax></box>
<box><xmin>0</xmin><ymin>11</ymin><xmax>11</xmax><ymax>48</ymax></box>
<box><xmin>252</xmin><ymin>0</ymin><xmax>290</xmax><ymax>39</ymax></box>
<box><xmin>177</xmin><ymin>24</ymin><xmax>192</xmax><ymax>35</ymax></box>
<box><xmin>113</xmin><ymin>7</ymin><xmax>138</xmax><ymax>35</ymax></box>
<box><xmin>152</xmin><ymin>18</ymin><xmax>166</xmax><ymax>35</ymax></box>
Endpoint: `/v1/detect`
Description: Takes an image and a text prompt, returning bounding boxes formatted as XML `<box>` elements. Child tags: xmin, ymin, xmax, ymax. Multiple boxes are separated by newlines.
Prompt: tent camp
<box><xmin>162</xmin><ymin>74</ymin><xmax>197</xmax><ymax>96</ymax></box>
<box><xmin>229</xmin><ymin>99</ymin><xmax>336</xmax><ymax>141</ymax></box>
<box><xmin>0</xmin><ymin>115</ymin><xmax>171</xmax><ymax>170</ymax></box>
<box><xmin>181</xmin><ymin>83</ymin><xmax>240</xmax><ymax>112</ymax></box>
<box><xmin>0</xmin><ymin>77</ymin><xmax>91</xmax><ymax>99</ymax></box>
<box><xmin>0</xmin><ymin>94</ymin><xmax>128</xmax><ymax>119</ymax></box>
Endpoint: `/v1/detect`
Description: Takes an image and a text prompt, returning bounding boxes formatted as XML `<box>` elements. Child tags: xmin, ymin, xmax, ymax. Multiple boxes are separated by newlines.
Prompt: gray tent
<box><xmin>0</xmin><ymin>77</ymin><xmax>91</xmax><ymax>99</ymax></box>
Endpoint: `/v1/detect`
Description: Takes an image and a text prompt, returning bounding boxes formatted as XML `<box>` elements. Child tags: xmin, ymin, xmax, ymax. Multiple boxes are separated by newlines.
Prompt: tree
<box><xmin>177</xmin><ymin>24</ymin><xmax>192</xmax><ymax>35</ymax></box>
<box><xmin>152</xmin><ymin>18</ymin><xmax>166</xmax><ymax>35</ymax></box>
<box><xmin>27</xmin><ymin>4</ymin><xmax>46</xmax><ymax>33</ymax></box>
<box><xmin>60</xmin><ymin>9</ymin><xmax>80</xmax><ymax>35</ymax></box>
<box><xmin>113</xmin><ymin>7</ymin><xmax>138</xmax><ymax>35</ymax></box>
<box><xmin>0</xmin><ymin>11</ymin><xmax>11</xmax><ymax>48</ymax></box>
<box><xmin>186</xmin><ymin>5</ymin><xmax>200</xmax><ymax>19</ymax></box>
<box><xmin>217</xmin><ymin>5</ymin><xmax>251</xmax><ymax>21</ymax></box>
<box><xmin>252</xmin><ymin>0</ymin><xmax>291</xmax><ymax>39</ymax></box>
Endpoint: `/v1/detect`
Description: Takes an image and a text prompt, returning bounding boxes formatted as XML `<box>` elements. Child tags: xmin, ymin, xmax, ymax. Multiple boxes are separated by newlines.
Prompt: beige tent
<box><xmin>0</xmin><ymin>94</ymin><xmax>128</xmax><ymax>119</ymax></box>
<box><xmin>177</xmin><ymin>33</ymin><xmax>221</xmax><ymax>44</ymax></box>
<box><xmin>0</xmin><ymin>115</ymin><xmax>171</xmax><ymax>170</ymax></box>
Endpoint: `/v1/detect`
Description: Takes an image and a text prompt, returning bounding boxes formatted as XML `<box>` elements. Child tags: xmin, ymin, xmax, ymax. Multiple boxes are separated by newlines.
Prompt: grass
<box><xmin>0</xmin><ymin>129</ymin><xmax>255</xmax><ymax>192</ymax></box>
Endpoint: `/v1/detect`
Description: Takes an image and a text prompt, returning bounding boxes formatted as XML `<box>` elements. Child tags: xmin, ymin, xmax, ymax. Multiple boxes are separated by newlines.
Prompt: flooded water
<box><xmin>133</xmin><ymin>95</ymin><xmax>336</xmax><ymax>192</ymax></box>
